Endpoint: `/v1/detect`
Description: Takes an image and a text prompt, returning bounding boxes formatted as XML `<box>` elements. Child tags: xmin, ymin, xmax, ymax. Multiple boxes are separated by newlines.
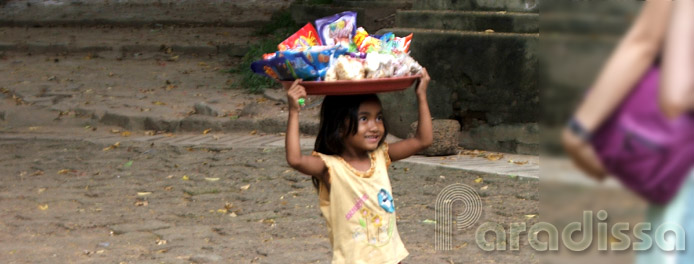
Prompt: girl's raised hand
<box><xmin>286</xmin><ymin>79</ymin><xmax>307</xmax><ymax>112</ymax></box>
<box><xmin>416</xmin><ymin>68</ymin><xmax>430</xmax><ymax>97</ymax></box>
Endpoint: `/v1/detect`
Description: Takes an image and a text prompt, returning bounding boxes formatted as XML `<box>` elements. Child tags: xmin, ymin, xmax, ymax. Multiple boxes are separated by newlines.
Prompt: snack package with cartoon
<box><xmin>278</xmin><ymin>23</ymin><xmax>322</xmax><ymax>51</ymax></box>
<box><xmin>251</xmin><ymin>55</ymin><xmax>296</xmax><ymax>81</ymax></box>
<box><xmin>315</xmin><ymin>11</ymin><xmax>357</xmax><ymax>47</ymax></box>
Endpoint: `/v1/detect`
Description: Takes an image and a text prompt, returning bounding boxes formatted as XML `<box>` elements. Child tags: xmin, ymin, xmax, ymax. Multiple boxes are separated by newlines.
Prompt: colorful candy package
<box><xmin>315</xmin><ymin>11</ymin><xmax>357</xmax><ymax>47</ymax></box>
<box><xmin>277</xmin><ymin>23</ymin><xmax>322</xmax><ymax>51</ymax></box>
<box><xmin>251</xmin><ymin>55</ymin><xmax>297</xmax><ymax>81</ymax></box>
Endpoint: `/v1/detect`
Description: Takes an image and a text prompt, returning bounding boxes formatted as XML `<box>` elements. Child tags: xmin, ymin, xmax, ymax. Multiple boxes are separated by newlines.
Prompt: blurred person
<box><xmin>561</xmin><ymin>0</ymin><xmax>694</xmax><ymax>263</ymax></box>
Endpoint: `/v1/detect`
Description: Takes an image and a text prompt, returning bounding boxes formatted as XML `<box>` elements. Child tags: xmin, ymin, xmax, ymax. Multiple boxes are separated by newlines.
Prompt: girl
<box><xmin>285</xmin><ymin>69</ymin><xmax>432</xmax><ymax>264</ymax></box>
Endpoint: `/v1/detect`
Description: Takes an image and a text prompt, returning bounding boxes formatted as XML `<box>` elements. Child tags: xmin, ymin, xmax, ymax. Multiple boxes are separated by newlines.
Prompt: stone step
<box><xmin>541</xmin><ymin>12</ymin><xmax>633</xmax><ymax>36</ymax></box>
<box><xmin>332</xmin><ymin>0</ymin><xmax>412</xmax><ymax>9</ymax></box>
<box><xmin>0</xmin><ymin>0</ymin><xmax>288</xmax><ymax>27</ymax></box>
<box><xmin>396</xmin><ymin>10</ymin><xmax>538</xmax><ymax>33</ymax></box>
<box><xmin>0</xmin><ymin>26</ymin><xmax>257</xmax><ymax>56</ymax></box>
<box><xmin>541</xmin><ymin>34</ymin><xmax>620</xmax><ymax>126</ymax></box>
<box><xmin>289</xmin><ymin>2</ymin><xmax>409</xmax><ymax>33</ymax></box>
<box><xmin>413</xmin><ymin>0</ymin><xmax>538</xmax><ymax>13</ymax></box>
<box><xmin>375</xmin><ymin>27</ymin><xmax>538</xmax><ymax>154</ymax></box>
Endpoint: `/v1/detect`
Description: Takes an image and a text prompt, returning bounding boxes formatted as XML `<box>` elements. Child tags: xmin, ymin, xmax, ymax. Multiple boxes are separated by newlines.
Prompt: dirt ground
<box><xmin>0</xmin><ymin>130</ymin><xmax>539</xmax><ymax>264</ymax></box>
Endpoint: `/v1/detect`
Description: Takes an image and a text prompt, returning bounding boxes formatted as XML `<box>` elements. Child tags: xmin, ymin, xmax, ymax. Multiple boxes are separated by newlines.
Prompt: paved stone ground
<box><xmin>0</xmin><ymin>127</ymin><xmax>541</xmax><ymax>264</ymax></box>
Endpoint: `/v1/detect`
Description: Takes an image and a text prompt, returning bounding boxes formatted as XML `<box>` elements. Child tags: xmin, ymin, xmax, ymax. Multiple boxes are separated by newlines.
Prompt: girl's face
<box><xmin>344</xmin><ymin>100</ymin><xmax>385</xmax><ymax>153</ymax></box>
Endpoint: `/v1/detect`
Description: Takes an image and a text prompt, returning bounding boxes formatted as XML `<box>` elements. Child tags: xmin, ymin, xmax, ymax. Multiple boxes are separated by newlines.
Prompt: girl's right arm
<box><xmin>285</xmin><ymin>80</ymin><xmax>327</xmax><ymax>177</ymax></box>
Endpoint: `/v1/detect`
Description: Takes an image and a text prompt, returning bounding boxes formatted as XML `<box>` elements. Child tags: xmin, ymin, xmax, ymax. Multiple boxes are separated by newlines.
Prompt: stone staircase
<box><xmin>0</xmin><ymin>0</ymin><xmax>291</xmax><ymax>57</ymax></box>
<box><xmin>376</xmin><ymin>0</ymin><xmax>539</xmax><ymax>154</ymax></box>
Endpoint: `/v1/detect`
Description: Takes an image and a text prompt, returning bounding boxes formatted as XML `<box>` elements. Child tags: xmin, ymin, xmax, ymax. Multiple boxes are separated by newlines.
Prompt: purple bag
<box><xmin>591</xmin><ymin>66</ymin><xmax>694</xmax><ymax>204</ymax></box>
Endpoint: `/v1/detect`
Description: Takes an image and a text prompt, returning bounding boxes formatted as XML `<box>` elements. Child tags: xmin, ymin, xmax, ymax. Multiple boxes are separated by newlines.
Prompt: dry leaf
<box><xmin>474</xmin><ymin>177</ymin><xmax>483</xmax><ymax>183</ymax></box>
<box><xmin>229</xmin><ymin>212</ymin><xmax>237</xmax><ymax>217</ymax></box>
<box><xmin>205</xmin><ymin>177</ymin><xmax>220</xmax><ymax>182</ymax></box>
<box><xmin>134</xmin><ymin>200</ymin><xmax>148</xmax><ymax>207</ymax></box>
<box><xmin>240</xmin><ymin>184</ymin><xmax>250</xmax><ymax>191</ymax></box>
<box><xmin>152</xmin><ymin>101</ymin><xmax>166</xmax><ymax>106</ymax></box>
<box><xmin>480</xmin><ymin>185</ymin><xmax>488</xmax><ymax>190</ymax></box>
<box><xmin>144</xmin><ymin>130</ymin><xmax>156</xmax><ymax>136</ymax></box>
<box><xmin>37</xmin><ymin>187</ymin><xmax>47</xmax><ymax>194</ymax></box>
<box><xmin>38</xmin><ymin>204</ymin><xmax>48</xmax><ymax>210</ymax></box>
<box><xmin>58</xmin><ymin>169</ymin><xmax>70</xmax><ymax>174</ymax></box>
<box><xmin>32</xmin><ymin>170</ymin><xmax>44</xmax><ymax>176</ymax></box>
<box><xmin>103</xmin><ymin>142</ymin><xmax>120</xmax><ymax>151</ymax></box>
<box><xmin>110</xmin><ymin>129</ymin><xmax>121</xmax><ymax>134</ymax></box>
<box><xmin>485</xmin><ymin>29</ymin><xmax>495</xmax><ymax>33</ymax></box>
<box><xmin>513</xmin><ymin>160</ymin><xmax>529</xmax><ymax>165</ymax></box>
<box><xmin>485</xmin><ymin>153</ymin><xmax>504</xmax><ymax>161</ymax></box>
<box><xmin>249</xmin><ymin>130</ymin><xmax>257</xmax><ymax>135</ymax></box>
<box><xmin>525</xmin><ymin>214</ymin><xmax>537</xmax><ymax>219</ymax></box>
<box><xmin>181</xmin><ymin>175</ymin><xmax>190</xmax><ymax>181</ymax></box>
<box><xmin>203</xmin><ymin>128</ymin><xmax>212</xmax><ymax>135</ymax></box>
<box><xmin>120</xmin><ymin>131</ymin><xmax>132</xmax><ymax>137</ymax></box>
<box><xmin>137</xmin><ymin>192</ymin><xmax>152</xmax><ymax>196</ymax></box>
<box><xmin>156</xmin><ymin>239</ymin><xmax>167</xmax><ymax>245</ymax></box>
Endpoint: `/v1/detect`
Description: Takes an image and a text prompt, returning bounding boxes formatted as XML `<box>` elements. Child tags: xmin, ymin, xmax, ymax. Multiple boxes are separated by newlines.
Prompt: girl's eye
<box><xmin>377</xmin><ymin>116</ymin><xmax>383</xmax><ymax>121</ymax></box>
<box><xmin>359</xmin><ymin>116</ymin><xmax>367</xmax><ymax>121</ymax></box>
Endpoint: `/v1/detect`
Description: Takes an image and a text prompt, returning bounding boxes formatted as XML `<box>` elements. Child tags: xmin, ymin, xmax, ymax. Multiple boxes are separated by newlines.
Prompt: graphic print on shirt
<box><xmin>377</xmin><ymin>188</ymin><xmax>395</xmax><ymax>213</ymax></box>
<box><xmin>345</xmin><ymin>193</ymin><xmax>396</xmax><ymax>247</ymax></box>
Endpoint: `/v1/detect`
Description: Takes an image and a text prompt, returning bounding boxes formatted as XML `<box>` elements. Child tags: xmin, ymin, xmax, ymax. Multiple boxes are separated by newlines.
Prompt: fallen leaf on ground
<box><xmin>525</xmin><ymin>214</ymin><xmax>537</xmax><ymax>219</ymax></box>
<box><xmin>38</xmin><ymin>204</ymin><xmax>48</xmax><ymax>210</ymax></box>
<box><xmin>474</xmin><ymin>177</ymin><xmax>483</xmax><ymax>183</ymax></box>
<box><xmin>134</xmin><ymin>200</ymin><xmax>148</xmax><ymax>207</ymax></box>
<box><xmin>156</xmin><ymin>239</ymin><xmax>167</xmax><ymax>245</ymax></box>
<box><xmin>37</xmin><ymin>188</ymin><xmax>47</xmax><ymax>194</ymax></box>
<box><xmin>480</xmin><ymin>186</ymin><xmax>488</xmax><ymax>190</ymax></box>
<box><xmin>513</xmin><ymin>160</ymin><xmax>528</xmax><ymax>165</ymax></box>
<box><xmin>205</xmin><ymin>177</ymin><xmax>220</xmax><ymax>182</ymax></box>
<box><xmin>422</xmin><ymin>219</ymin><xmax>437</xmax><ymax>224</ymax></box>
<box><xmin>240</xmin><ymin>184</ymin><xmax>250</xmax><ymax>190</ymax></box>
<box><xmin>137</xmin><ymin>192</ymin><xmax>152</xmax><ymax>196</ymax></box>
<box><xmin>249</xmin><ymin>130</ymin><xmax>257</xmax><ymax>135</ymax></box>
<box><xmin>58</xmin><ymin>169</ymin><xmax>70</xmax><ymax>174</ymax></box>
<box><xmin>32</xmin><ymin>170</ymin><xmax>44</xmax><ymax>176</ymax></box>
<box><xmin>152</xmin><ymin>101</ymin><xmax>166</xmax><ymax>106</ymax></box>
<box><xmin>120</xmin><ymin>131</ymin><xmax>132</xmax><ymax>137</ymax></box>
<box><xmin>103</xmin><ymin>142</ymin><xmax>120</xmax><ymax>151</ymax></box>
<box><xmin>181</xmin><ymin>175</ymin><xmax>190</xmax><ymax>181</ymax></box>
<box><xmin>485</xmin><ymin>153</ymin><xmax>504</xmax><ymax>161</ymax></box>
<box><xmin>110</xmin><ymin>129</ymin><xmax>120</xmax><ymax>134</ymax></box>
<box><xmin>203</xmin><ymin>128</ymin><xmax>212</xmax><ymax>135</ymax></box>
<box><xmin>124</xmin><ymin>160</ymin><xmax>133</xmax><ymax>168</ymax></box>
<box><xmin>144</xmin><ymin>130</ymin><xmax>156</xmax><ymax>136</ymax></box>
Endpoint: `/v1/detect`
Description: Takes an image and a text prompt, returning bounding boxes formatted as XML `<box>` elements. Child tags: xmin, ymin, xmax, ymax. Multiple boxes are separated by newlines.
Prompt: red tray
<box><xmin>281</xmin><ymin>75</ymin><xmax>421</xmax><ymax>95</ymax></box>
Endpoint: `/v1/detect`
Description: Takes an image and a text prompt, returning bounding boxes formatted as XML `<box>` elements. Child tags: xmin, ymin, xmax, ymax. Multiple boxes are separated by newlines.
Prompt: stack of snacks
<box><xmin>251</xmin><ymin>11</ymin><xmax>422</xmax><ymax>83</ymax></box>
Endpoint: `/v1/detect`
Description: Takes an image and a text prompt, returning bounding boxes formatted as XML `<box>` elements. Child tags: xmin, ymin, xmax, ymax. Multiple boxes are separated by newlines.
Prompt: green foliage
<box><xmin>230</xmin><ymin>10</ymin><xmax>300</xmax><ymax>94</ymax></box>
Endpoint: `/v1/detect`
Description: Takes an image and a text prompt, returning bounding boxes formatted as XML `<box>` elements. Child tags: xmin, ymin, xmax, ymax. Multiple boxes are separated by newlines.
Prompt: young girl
<box><xmin>285</xmin><ymin>69</ymin><xmax>432</xmax><ymax>263</ymax></box>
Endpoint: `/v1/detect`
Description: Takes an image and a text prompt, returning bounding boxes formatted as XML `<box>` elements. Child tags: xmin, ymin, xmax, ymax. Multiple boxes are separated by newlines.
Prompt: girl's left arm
<box><xmin>388</xmin><ymin>68</ymin><xmax>433</xmax><ymax>162</ymax></box>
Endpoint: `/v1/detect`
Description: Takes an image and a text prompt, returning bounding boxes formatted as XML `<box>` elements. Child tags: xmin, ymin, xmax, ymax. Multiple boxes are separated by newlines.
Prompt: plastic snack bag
<box><xmin>278</xmin><ymin>23</ymin><xmax>322</xmax><ymax>51</ymax></box>
<box><xmin>333</xmin><ymin>55</ymin><xmax>365</xmax><ymax>80</ymax></box>
<box><xmin>315</xmin><ymin>11</ymin><xmax>357</xmax><ymax>47</ymax></box>
<box><xmin>281</xmin><ymin>50</ymin><xmax>320</xmax><ymax>80</ymax></box>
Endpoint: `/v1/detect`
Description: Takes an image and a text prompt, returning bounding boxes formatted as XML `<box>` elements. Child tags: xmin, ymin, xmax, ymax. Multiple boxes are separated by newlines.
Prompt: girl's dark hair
<box><xmin>312</xmin><ymin>94</ymin><xmax>388</xmax><ymax>190</ymax></box>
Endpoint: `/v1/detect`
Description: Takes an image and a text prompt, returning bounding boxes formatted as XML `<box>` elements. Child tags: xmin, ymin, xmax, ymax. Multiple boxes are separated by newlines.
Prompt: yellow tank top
<box><xmin>312</xmin><ymin>143</ymin><xmax>409</xmax><ymax>264</ymax></box>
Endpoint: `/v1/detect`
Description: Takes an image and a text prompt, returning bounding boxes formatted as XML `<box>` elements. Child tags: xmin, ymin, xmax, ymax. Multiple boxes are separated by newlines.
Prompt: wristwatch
<box><xmin>567</xmin><ymin>117</ymin><xmax>592</xmax><ymax>142</ymax></box>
